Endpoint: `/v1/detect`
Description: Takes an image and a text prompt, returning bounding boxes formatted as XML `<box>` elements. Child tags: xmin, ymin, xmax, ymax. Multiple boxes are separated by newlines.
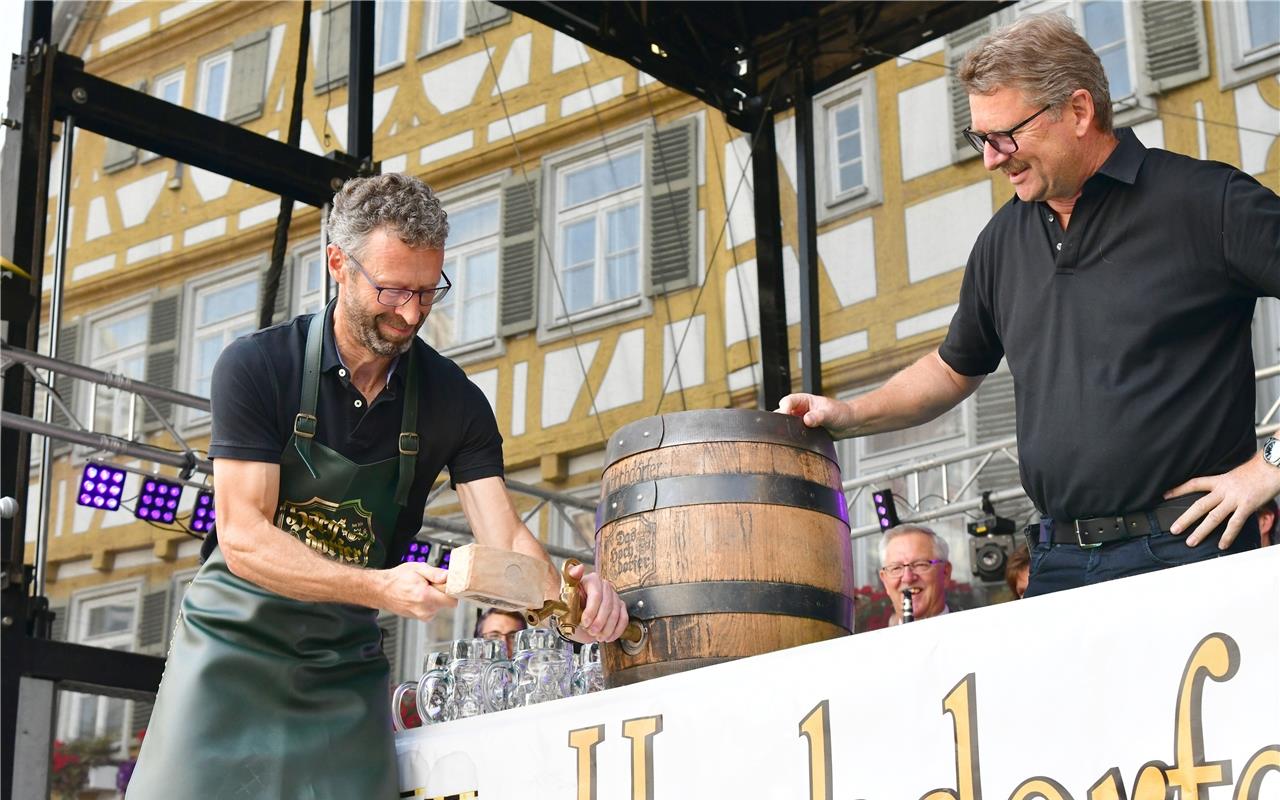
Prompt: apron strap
<box><xmin>293</xmin><ymin>308</ymin><xmax>325</xmax><ymax>480</ymax></box>
<box><xmin>394</xmin><ymin>346</ymin><xmax>419</xmax><ymax>506</ymax></box>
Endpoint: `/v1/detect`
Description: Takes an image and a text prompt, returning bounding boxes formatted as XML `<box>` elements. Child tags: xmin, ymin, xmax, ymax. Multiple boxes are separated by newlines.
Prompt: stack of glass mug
<box><xmin>392</xmin><ymin>628</ymin><xmax>605</xmax><ymax>730</ymax></box>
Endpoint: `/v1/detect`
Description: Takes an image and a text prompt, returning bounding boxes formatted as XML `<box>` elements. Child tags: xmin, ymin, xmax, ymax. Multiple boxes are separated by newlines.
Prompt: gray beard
<box><xmin>341</xmin><ymin>292</ymin><xmax>415</xmax><ymax>358</ymax></box>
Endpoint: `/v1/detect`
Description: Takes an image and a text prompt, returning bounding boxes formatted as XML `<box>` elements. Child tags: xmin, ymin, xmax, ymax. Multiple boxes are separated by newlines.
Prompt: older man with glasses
<box><xmin>127</xmin><ymin>174</ymin><xmax>628</xmax><ymax>799</ymax></box>
<box><xmin>782</xmin><ymin>13</ymin><xmax>1280</xmax><ymax>599</ymax></box>
<box><xmin>879</xmin><ymin>525</ymin><xmax>952</xmax><ymax>626</ymax></box>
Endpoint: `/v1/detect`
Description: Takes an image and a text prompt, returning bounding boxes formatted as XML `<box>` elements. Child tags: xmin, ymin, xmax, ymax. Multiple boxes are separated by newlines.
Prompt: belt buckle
<box><xmin>1073</xmin><ymin>519</ymin><xmax>1104</xmax><ymax>548</ymax></box>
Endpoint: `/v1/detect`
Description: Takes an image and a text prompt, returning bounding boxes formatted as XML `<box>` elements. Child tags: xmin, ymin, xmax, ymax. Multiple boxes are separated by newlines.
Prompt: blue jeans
<box><xmin>1023</xmin><ymin>514</ymin><xmax>1261</xmax><ymax>598</ymax></box>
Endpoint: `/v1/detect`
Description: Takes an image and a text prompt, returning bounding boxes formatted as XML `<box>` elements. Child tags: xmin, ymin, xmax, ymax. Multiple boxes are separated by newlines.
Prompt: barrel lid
<box><xmin>604</xmin><ymin>408</ymin><xmax>838</xmax><ymax>468</ymax></box>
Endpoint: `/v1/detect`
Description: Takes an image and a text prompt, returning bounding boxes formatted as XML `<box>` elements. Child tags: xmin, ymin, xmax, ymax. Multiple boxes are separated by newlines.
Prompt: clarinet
<box><xmin>901</xmin><ymin>588</ymin><xmax>915</xmax><ymax>624</ymax></box>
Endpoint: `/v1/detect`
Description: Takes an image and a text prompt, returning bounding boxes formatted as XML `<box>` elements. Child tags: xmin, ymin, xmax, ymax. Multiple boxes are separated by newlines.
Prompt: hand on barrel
<box><xmin>381</xmin><ymin>562</ymin><xmax>458</xmax><ymax>622</ymax></box>
<box><xmin>567</xmin><ymin>562</ymin><xmax>630</xmax><ymax>643</ymax></box>
<box><xmin>776</xmin><ymin>393</ymin><xmax>857</xmax><ymax>438</ymax></box>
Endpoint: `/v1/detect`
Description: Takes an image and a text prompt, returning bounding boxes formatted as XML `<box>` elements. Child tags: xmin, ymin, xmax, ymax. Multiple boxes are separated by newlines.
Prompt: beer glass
<box><xmin>507</xmin><ymin>628</ymin><xmax>575</xmax><ymax>707</ymax></box>
<box><xmin>572</xmin><ymin>642</ymin><xmax>604</xmax><ymax>696</ymax></box>
<box><xmin>420</xmin><ymin>638</ymin><xmax>509</xmax><ymax>721</ymax></box>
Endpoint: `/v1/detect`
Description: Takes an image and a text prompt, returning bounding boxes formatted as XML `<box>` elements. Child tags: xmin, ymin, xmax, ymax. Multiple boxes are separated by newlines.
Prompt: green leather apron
<box><xmin>128</xmin><ymin>310</ymin><xmax>419</xmax><ymax>800</ymax></box>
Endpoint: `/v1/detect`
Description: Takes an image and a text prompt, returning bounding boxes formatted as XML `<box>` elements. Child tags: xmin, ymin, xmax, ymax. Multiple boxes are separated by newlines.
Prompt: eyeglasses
<box><xmin>962</xmin><ymin>104</ymin><xmax>1052</xmax><ymax>155</ymax></box>
<box><xmin>879</xmin><ymin>559</ymin><xmax>943</xmax><ymax>578</ymax></box>
<box><xmin>344</xmin><ymin>249</ymin><xmax>451</xmax><ymax>308</ymax></box>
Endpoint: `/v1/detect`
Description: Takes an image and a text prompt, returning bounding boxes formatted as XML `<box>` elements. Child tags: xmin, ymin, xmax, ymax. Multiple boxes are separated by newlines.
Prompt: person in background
<box><xmin>1005</xmin><ymin>544</ymin><xmax>1031</xmax><ymax>599</ymax></box>
<box><xmin>879</xmin><ymin>525</ymin><xmax>952</xmax><ymax>626</ymax></box>
<box><xmin>1258</xmin><ymin>498</ymin><xmax>1278</xmax><ymax>547</ymax></box>
<box><xmin>475</xmin><ymin>607</ymin><xmax>527</xmax><ymax>657</ymax></box>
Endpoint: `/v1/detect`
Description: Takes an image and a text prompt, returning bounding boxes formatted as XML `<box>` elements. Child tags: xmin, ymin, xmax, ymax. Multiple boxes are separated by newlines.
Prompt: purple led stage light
<box><xmin>76</xmin><ymin>462</ymin><xmax>126</xmax><ymax>511</ymax></box>
<box><xmin>135</xmin><ymin>477</ymin><xmax>183</xmax><ymax>524</ymax></box>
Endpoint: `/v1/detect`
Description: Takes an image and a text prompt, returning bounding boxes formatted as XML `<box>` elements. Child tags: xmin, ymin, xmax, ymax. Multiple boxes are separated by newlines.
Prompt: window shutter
<box><xmin>137</xmin><ymin>588</ymin><xmax>169</xmax><ymax>651</ymax></box>
<box><xmin>497</xmin><ymin>173</ymin><xmax>540</xmax><ymax>336</ymax></box>
<box><xmin>1139</xmin><ymin>0</ymin><xmax>1208</xmax><ymax>94</ymax></box>
<box><xmin>647</xmin><ymin>118</ymin><xmax>699</xmax><ymax>296</ymax></box>
<box><xmin>315</xmin><ymin>1</ymin><xmax>351</xmax><ymax>93</ymax></box>
<box><xmin>226</xmin><ymin>28</ymin><xmax>271</xmax><ymax>125</ymax></box>
<box><xmin>464</xmin><ymin>1</ymin><xmax>511</xmax><ymax>36</ymax></box>
<box><xmin>103</xmin><ymin>79</ymin><xmax>146</xmax><ymax>172</ymax></box>
<box><xmin>49</xmin><ymin>606</ymin><xmax>67</xmax><ymax>641</ymax></box>
<box><xmin>49</xmin><ymin>323</ymin><xmax>80</xmax><ymax>456</ymax></box>
<box><xmin>144</xmin><ymin>293</ymin><xmax>181</xmax><ymax>429</ymax></box>
<box><xmin>945</xmin><ymin>17</ymin><xmax>996</xmax><ymax>163</ymax></box>
<box><xmin>974</xmin><ymin>366</ymin><xmax>1035</xmax><ymax>519</ymax></box>
<box><xmin>130</xmin><ymin>698</ymin><xmax>154</xmax><ymax>741</ymax></box>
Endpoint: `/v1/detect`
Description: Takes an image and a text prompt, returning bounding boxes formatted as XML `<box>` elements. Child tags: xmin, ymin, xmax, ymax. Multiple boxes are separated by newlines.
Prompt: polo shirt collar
<box><xmin>319</xmin><ymin>302</ymin><xmax>405</xmax><ymax>389</ymax></box>
<box><xmin>1094</xmin><ymin>127</ymin><xmax>1144</xmax><ymax>185</ymax></box>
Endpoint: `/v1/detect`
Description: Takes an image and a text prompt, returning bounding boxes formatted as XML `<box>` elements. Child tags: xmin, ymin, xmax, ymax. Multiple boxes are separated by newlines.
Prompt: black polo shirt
<box><xmin>206</xmin><ymin>303</ymin><xmax>505</xmax><ymax>561</ymax></box>
<box><xmin>940</xmin><ymin>129</ymin><xmax>1280</xmax><ymax>521</ymax></box>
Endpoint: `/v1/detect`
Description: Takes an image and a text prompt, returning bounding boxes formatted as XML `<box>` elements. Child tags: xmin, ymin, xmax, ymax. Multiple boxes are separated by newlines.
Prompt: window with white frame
<box><xmin>86</xmin><ymin>306</ymin><xmax>150</xmax><ymax>435</ymax></box>
<box><xmin>143</xmin><ymin>68</ymin><xmax>186</xmax><ymax>162</ymax></box>
<box><xmin>1078</xmin><ymin>1</ymin><xmax>1135</xmax><ymax>102</ymax></box>
<box><xmin>60</xmin><ymin>588</ymin><xmax>138</xmax><ymax>752</ymax></box>
<box><xmin>1214</xmin><ymin>0</ymin><xmax>1280</xmax><ymax>88</ymax></box>
<box><xmin>546</xmin><ymin>487</ymin><xmax>596</xmax><ymax>557</ymax></box>
<box><xmin>187</xmin><ymin>271</ymin><xmax>260</xmax><ymax>419</ymax></box>
<box><xmin>295</xmin><ymin>249</ymin><xmax>328</xmax><ymax>317</ymax></box>
<box><xmin>816</xmin><ymin>73</ymin><xmax>880</xmax><ymax>221</ymax></box>
<box><xmin>197</xmin><ymin>51</ymin><xmax>232</xmax><ymax>121</ymax></box>
<box><xmin>420</xmin><ymin>0</ymin><xmax>464</xmax><ymax>55</ymax></box>
<box><xmin>551</xmin><ymin>146</ymin><xmax>644</xmax><ymax>320</ymax></box>
<box><xmin>375</xmin><ymin>0</ymin><xmax>408</xmax><ymax>72</ymax></box>
<box><xmin>423</xmin><ymin>194</ymin><xmax>500</xmax><ymax>351</ymax></box>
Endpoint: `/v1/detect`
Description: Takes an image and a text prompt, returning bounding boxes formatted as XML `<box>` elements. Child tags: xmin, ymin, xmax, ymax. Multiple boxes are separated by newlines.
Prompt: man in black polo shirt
<box><xmin>128</xmin><ymin>174</ymin><xmax>628</xmax><ymax>799</ymax></box>
<box><xmin>779</xmin><ymin>14</ymin><xmax>1279</xmax><ymax>598</ymax></box>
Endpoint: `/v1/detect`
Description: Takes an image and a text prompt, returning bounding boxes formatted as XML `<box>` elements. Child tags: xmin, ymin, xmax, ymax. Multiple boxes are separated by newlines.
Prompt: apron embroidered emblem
<box><xmin>275</xmin><ymin>495</ymin><xmax>376</xmax><ymax>566</ymax></box>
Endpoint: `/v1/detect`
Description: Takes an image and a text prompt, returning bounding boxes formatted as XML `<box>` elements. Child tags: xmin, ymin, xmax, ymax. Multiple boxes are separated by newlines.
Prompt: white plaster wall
<box><xmin>422</xmin><ymin>49</ymin><xmax>493</xmax><ymax>114</ymax></box>
<box><xmin>84</xmin><ymin>196</ymin><xmax>111</xmax><ymax>242</ymax></box>
<box><xmin>817</xmin><ymin>216</ymin><xmax>876</xmax><ymax>307</ymax></box>
<box><xmin>189</xmin><ymin>167</ymin><xmax>232</xmax><ymax>201</ymax></box>
<box><xmin>896</xmin><ymin>303</ymin><xmax>958</xmax><ymax>340</ymax></box>
<box><xmin>897</xmin><ymin>77</ymin><xmax>951</xmax><ymax>181</ymax></box>
<box><xmin>326</xmin><ymin>105</ymin><xmax>348</xmax><ymax>150</ymax></box>
<box><xmin>126</xmin><ymin>235</ymin><xmax>173</xmax><ymax>265</ymax></box>
<box><xmin>421</xmin><ymin>131</ymin><xmax>474</xmax><ymax>166</ymax></box>
<box><xmin>904</xmin><ymin>181</ymin><xmax>992</xmax><ymax>284</ymax></box>
<box><xmin>560</xmin><ymin>77</ymin><xmax>624</xmax><ymax>118</ymax></box>
<box><xmin>72</xmin><ymin>254</ymin><xmax>116</xmax><ymax>282</ymax></box>
<box><xmin>727</xmin><ymin>365</ymin><xmax>757</xmax><ymax>392</ymax></box>
<box><xmin>117</xmin><ymin>172</ymin><xmax>167</xmax><ymax>228</ymax></box>
<box><xmin>593</xmin><ymin>328</ymin><xmax>645</xmax><ymax>413</ymax></box>
<box><xmin>99</xmin><ymin>18</ymin><xmax>150</xmax><ymax>54</ymax></box>
<box><xmin>542</xmin><ymin>340</ymin><xmax>600</xmax><ymax>427</ymax></box>
<box><xmin>662</xmin><ymin>314</ymin><xmax>706</xmax><ymax>393</ymax></box>
<box><xmin>488</xmin><ymin>105</ymin><xmax>545</xmax><ymax>142</ymax></box>
<box><xmin>723</xmin><ymin>250</ymin><xmax>800</xmax><ymax>347</ymax></box>
<box><xmin>552</xmin><ymin>30</ymin><xmax>589</xmax><ymax>73</ymax></box>
<box><xmin>821</xmin><ymin>330</ymin><xmax>869</xmax><ymax>362</ymax></box>
<box><xmin>493</xmin><ymin>33</ymin><xmax>532</xmax><ymax>95</ymax></box>
<box><xmin>511</xmin><ymin>361</ymin><xmax>528</xmax><ymax>436</ymax></box>
<box><xmin>1130</xmin><ymin>118</ymin><xmax>1165</xmax><ymax>151</ymax></box>
<box><xmin>266</xmin><ymin>24</ymin><xmax>285</xmax><ymax>95</ymax></box>
<box><xmin>160</xmin><ymin>0</ymin><xmax>206</xmax><ymax>26</ymax></box>
<box><xmin>1234</xmin><ymin>82</ymin><xmax>1280</xmax><ymax>177</ymax></box>
<box><xmin>468</xmin><ymin>368</ymin><xmax>498</xmax><ymax>414</ymax></box>
<box><xmin>381</xmin><ymin>154</ymin><xmax>407</xmax><ymax>174</ymax></box>
<box><xmin>374</xmin><ymin>87</ymin><xmax>398</xmax><ymax>132</ymax></box>
<box><xmin>183</xmin><ymin>217</ymin><xmax>227</xmax><ymax>247</ymax></box>
<box><xmin>723</xmin><ymin>137</ymin><xmax>755</xmax><ymax>249</ymax></box>
<box><xmin>897</xmin><ymin>38</ymin><xmax>944</xmax><ymax>66</ymax></box>
<box><xmin>300</xmin><ymin>119</ymin><xmax>324</xmax><ymax>156</ymax></box>
<box><xmin>774</xmin><ymin>114</ymin><xmax>798</xmax><ymax>192</ymax></box>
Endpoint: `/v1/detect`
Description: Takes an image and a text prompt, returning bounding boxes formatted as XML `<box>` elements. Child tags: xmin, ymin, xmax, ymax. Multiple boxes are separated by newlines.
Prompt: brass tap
<box><xmin>524</xmin><ymin>559</ymin><xmax>644</xmax><ymax>646</ymax></box>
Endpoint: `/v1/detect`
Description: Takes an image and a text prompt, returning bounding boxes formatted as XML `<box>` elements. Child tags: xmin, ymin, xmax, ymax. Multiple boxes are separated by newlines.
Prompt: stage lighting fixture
<box><xmin>136</xmin><ymin>477</ymin><xmax>183</xmax><ymax>524</ymax></box>
<box><xmin>401</xmin><ymin>540</ymin><xmax>432</xmax><ymax>564</ymax></box>
<box><xmin>77</xmin><ymin>462</ymin><xmax>126</xmax><ymax>511</ymax></box>
<box><xmin>190</xmin><ymin>489</ymin><xmax>216</xmax><ymax>532</ymax></box>
<box><xmin>872</xmin><ymin>488</ymin><xmax>900</xmax><ymax>531</ymax></box>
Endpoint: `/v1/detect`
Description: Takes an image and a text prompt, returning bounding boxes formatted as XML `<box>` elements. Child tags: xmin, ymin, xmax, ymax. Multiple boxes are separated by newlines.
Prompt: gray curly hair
<box><xmin>328</xmin><ymin>173</ymin><xmax>449</xmax><ymax>258</ymax></box>
<box><xmin>879</xmin><ymin>524</ymin><xmax>950</xmax><ymax>565</ymax></box>
<box><xmin>957</xmin><ymin>13</ymin><xmax>1113</xmax><ymax>135</ymax></box>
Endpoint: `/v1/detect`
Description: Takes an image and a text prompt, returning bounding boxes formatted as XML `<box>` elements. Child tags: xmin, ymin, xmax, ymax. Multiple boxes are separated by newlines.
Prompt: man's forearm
<box><xmin>220</xmin><ymin>520</ymin><xmax>387</xmax><ymax>607</ymax></box>
<box><xmin>847</xmin><ymin>351</ymin><xmax>983</xmax><ymax>436</ymax></box>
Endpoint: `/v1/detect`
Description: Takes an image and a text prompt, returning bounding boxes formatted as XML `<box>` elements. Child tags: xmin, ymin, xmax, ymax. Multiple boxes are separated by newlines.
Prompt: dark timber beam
<box><xmin>750</xmin><ymin>114</ymin><xmax>791</xmax><ymax>410</ymax></box>
<box><xmin>348</xmin><ymin>0</ymin><xmax>375</xmax><ymax>165</ymax></box>
<box><xmin>792</xmin><ymin>63</ymin><xmax>822</xmax><ymax>396</ymax></box>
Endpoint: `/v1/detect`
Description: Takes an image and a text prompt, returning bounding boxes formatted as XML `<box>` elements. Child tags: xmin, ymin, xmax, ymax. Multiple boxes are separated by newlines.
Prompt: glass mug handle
<box><xmin>391</xmin><ymin>681</ymin><xmax>419</xmax><ymax>730</ymax></box>
<box><xmin>571</xmin><ymin>667</ymin><xmax>588</xmax><ymax>697</ymax></box>
<box><xmin>417</xmin><ymin>668</ymin><xmax>452</xmax><ymax>725</ymax></box>
<box><xmin>482</xmin><ymin>660</ymin><xmax>516</xmax><ymax>712</ymax></box>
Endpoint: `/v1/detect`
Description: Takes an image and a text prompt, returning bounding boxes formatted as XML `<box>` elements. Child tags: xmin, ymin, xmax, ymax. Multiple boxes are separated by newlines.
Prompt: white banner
<box><xmin>396</xmin><ymin>546</ymin><xmax>1280</xmax><ymax>799</ymax></box>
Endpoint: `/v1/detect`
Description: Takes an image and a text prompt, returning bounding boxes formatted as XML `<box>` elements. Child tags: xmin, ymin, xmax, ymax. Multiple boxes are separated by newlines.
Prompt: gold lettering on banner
<box><xmin>275</xmin><ymin>496</ymin><xmax>375</xmax><ymax>566</ymax></box>
<box><xmin>1086</xmin><ymin>768</ymin><xmax>1125</xmax><ymax>800</ymax></box>
<box><xmin>622</xmin><ymin>715</ymin><xmax>663</xmax><ymax>800</ymax></box>
<box><xmin>799</xmin><ymin>700</ymin><xmax>833</xmax><ymax>800</ymax></box>
<box><xmin>1234</xmin><ymin>746</ymin><xmax>1280</xmax><ymax>800</ymax></box>
<box><xmin>568</xmin><ymin>725</ymin><xmax>605</xmax><ymax>800</ymax></box>
<box><xmin>1164</xmin><ymin>633</ymin><xmax>1238</xmax><ymax>798</ymax></box>
<box><xmin>921</xmin><ymin>674</ymin><xmax>983</xmax><ymax>800</ymax></box>
<box><xmin>1008</xmin><ymin>777</ymin><xmax>1073</xmax><ymax>800</ymax></box>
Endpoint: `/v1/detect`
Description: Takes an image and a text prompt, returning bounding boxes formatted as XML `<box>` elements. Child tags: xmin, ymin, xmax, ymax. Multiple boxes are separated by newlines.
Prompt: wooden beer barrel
<box><xmin>596</xmin><ymin>408</ymin><xmax>853</xmax><ymax>687</ymax></box>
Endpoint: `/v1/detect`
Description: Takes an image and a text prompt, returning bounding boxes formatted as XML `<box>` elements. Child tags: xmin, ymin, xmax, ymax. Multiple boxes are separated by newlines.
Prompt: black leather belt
<box><xmin>1030</xmin><ymin>494</ymin><xmax>1205</xmax><ymax>549</ymax></box>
